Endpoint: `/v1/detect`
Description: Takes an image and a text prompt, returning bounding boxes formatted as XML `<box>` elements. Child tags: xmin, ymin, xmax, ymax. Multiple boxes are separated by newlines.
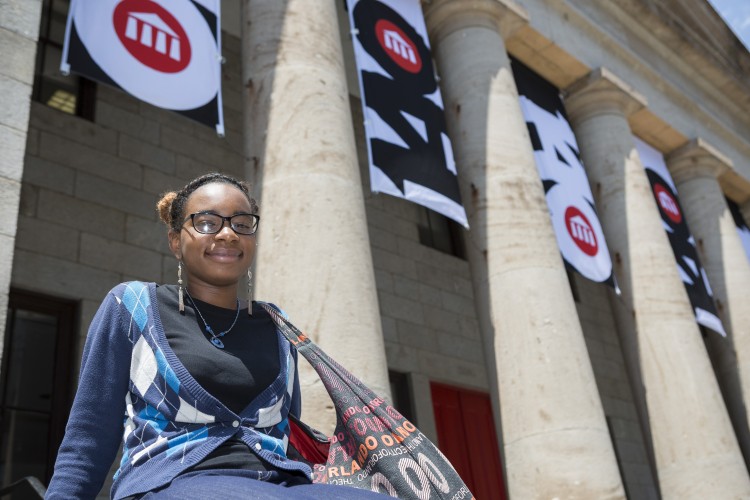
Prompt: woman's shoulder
<box><xmin>97</xmin><ymin>282</ymin><xmax>158</xmax><ymax>312</ymax></box>
<box><xmin>254</xmin><ymin>300</ymin><xmax>289</xmax><ymax>320</ymax></box>
<box><xmin>107</xmin><ymin>281</ymin><xmax>157</xmax><ymax>297</ymax></box>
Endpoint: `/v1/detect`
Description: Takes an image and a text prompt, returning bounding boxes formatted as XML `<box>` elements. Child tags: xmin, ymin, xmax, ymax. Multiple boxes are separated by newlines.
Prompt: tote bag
<box><xmin>260</xmin><ymin>303</ymin><xmax>474</xmax><ymax>500</ymax></box>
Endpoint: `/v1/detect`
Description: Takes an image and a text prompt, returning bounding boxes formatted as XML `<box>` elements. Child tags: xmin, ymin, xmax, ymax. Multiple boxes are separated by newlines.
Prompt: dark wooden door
<box><xmin>0</xmin><ymin>289</ymin><xmax>76</xmax><ymax>492</ymax></box>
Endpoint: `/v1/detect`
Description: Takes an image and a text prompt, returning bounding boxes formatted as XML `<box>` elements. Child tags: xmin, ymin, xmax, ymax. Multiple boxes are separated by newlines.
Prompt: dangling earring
<box><xmin>247</xmin><ymin>268</ymin><xmax>253</xmax><ymax>316</ymax></box>
<box><xmin>178</xmin><ymin>261</ymin><xmax>185</xmax><ymax>313</ymax></box>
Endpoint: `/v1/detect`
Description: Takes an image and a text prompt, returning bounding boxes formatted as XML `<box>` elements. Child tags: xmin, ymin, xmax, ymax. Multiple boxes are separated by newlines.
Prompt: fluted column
<box><xmin>425</xmin><ymin>2</ymin><xmax>625</xmax><ymax>498</ymax></box>
<box><xmin>242</xmin><ymin>0</ymin><xmax>390</xmax><ymax>433</ymax></box>
<box><xmin>668</xmin><ymin>139</ymin><xmax>750</xmax><ymax>468</ymax></box>
<box><xmin>565</xmin><ymin>69</ymin><xmax>750</xmax><ymax>498</ymax></box>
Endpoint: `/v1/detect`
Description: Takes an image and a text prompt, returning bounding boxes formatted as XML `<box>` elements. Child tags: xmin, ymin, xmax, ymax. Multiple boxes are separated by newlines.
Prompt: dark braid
<box><xmin>157</xmin><ymin>173</ymin><xmax>258</xmax><ymax>232</ymax></box>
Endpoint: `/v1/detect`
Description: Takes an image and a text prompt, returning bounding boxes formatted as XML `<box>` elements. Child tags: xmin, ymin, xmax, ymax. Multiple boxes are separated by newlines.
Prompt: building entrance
<box><xmin>431</xmin><ymin>382</ymin><xmax>507</xmax><ymax>500</ymax></box>
<box><xmin>0</xmin><ymin>290</ymin><xmax>76</xmax><ymax>493</ymax></box>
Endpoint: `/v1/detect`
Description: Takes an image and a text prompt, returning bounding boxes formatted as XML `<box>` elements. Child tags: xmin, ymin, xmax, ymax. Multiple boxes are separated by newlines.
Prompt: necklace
<box><xmin>184</xmin><ymin>290</ymin><xmax>240</xmax><ymax>349</ymax></box>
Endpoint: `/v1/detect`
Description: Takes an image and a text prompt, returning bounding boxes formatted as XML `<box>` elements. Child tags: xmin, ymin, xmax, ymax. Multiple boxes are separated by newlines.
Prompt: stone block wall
<box><xmin>0</xmin><ymin>0</ymin><xmax>43</xmax><ymax>365</ymax></box>
<box><xmin>12</xmin><ymin>32</ymin><xmax>245</xmax><ymax>498</ymax></box>
<box><xmin>13</xmin><ymin>32</ymin><xmax>245</xmax><ymax>366</ymax></box>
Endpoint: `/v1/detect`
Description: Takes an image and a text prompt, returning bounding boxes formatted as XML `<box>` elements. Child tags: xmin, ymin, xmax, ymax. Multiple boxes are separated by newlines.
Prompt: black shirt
<box><xmin>156</xmin><ymin>284</ymin><xmax>280</xmax><ymax>414</ymax></box>
<box><xmin>155</xmin><ymin>284</ymin><xmax>284</xmax><ymax>472</ymax></box>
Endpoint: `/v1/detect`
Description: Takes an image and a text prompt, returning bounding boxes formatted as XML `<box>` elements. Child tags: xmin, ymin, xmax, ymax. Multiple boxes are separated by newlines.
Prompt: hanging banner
<box><xmin>636</xmin><ymin>137</ymin><xmax>726</xmax><ymax>336</ymax></box>
<box><xmin>347</xmin><ymin>0</ymin><xmax>468</xmax><ymax>227</ymax></box>
<box><xmin>511</xmin><ymin>59</ymin><xmax>617</xmax><ymax>289</ymax></box>
<box><xmin>727</xmin><ymin>196</ymin><xmax>750</xmax><ymax>264</ymax></box>
<box><xmin>62</xmin><ymin>0</ymin><xmax>224</xmax><ymax>135</ymax></box>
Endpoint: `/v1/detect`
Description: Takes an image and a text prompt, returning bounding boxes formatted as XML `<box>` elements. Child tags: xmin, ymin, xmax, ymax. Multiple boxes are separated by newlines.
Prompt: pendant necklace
<box><xmin>185</xmin><ymin>290</ymin><xmax>240</xmax><ymax>349</ymax></box>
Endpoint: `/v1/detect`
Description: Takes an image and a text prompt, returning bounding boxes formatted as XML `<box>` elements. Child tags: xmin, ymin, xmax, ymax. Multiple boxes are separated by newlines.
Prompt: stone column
<box><xmin>565</xmin><ymin>69</ymin><xmax>750</xmax><ymax>498</ymax></box>
<box><xmin>0</xmin><ymin>1</ymin><xmax>43</xmax><ymax>370</ymax></box>
<box><xmin>242</xmin><ymin>0</ymin><xmax>390</xmax><ymax>433</ymax></box>
<box><xmin>668</xmin><ymin>139</ymin><xmax>750</xmax><ymax>468</ymax></box>
<box><xmin>424</xmin><ymin>2</ymin><xmax>625</xmax><ymax>498</ymax></box>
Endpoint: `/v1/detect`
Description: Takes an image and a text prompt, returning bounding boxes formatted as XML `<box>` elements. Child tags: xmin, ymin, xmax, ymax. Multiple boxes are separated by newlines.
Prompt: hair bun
<box><xmin>156</xmin><ymin>191</ymin><xmax>178</xmax><ymax>226</ymax></box>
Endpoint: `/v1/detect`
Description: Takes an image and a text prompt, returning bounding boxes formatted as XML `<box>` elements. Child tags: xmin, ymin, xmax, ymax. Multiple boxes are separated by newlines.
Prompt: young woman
<box><xmin>46</xmin><ymin>173</ymin><xmax>387</xmax><ymax>499</ymax></box>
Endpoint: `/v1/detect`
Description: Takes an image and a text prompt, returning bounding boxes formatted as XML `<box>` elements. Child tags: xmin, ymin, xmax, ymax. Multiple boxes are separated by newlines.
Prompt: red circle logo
<box><xmin>113</xmin><ymin>0</ymin><xmax>191</xmax><ymax>73</ymax></box>
<box><xmin>375</xmin><ymin>19</ymin><xmax>422</xmax><ymax>73</ymax></box>
<box><xmin>653</xmin><ymin>183</ymin><xmax>682</xmax><ymax>224</ymax></box>
<box><xmin>565</xmin><ymin>206</ymin><xmax>598</xmax><ymax>256</ymax></box>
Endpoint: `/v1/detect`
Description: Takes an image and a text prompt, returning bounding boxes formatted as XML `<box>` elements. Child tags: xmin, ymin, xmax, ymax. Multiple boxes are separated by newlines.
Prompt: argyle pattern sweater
<box><xmin>46</xmin><ymin>282</ymin><xmax>309</xmax><ymax>500</ymax></box>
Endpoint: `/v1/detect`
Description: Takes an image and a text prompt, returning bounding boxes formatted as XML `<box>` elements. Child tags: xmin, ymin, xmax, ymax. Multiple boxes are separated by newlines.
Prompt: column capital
<box><xmin>564</xmin><ymin>68</ymin><xmax>647</xmax><ymax>123</ymax></box>
<box><xmin>424</xmin><ymin>0</ymin><xmax>528</xmax><ymax>43</ymax></box>
<box><xmin>667</xmin><ymin>138</ymin><xmax>732</xmax><ymax>184</ymax></box>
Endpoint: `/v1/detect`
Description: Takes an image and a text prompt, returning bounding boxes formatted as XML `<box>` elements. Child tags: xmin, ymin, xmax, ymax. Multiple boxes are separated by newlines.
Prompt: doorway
<box><xmin>0</xmin><ymin>289</ymin><xmax>77</xmax><ymax>492</ymax></box>
<box><xmin>431</xmin><ymin>382</ymin><xmax>507</xmax><ymax>500</ymax></box>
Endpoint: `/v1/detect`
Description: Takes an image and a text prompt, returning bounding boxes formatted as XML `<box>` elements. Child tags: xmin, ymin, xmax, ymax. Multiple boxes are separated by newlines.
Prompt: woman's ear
<box><xmin>168</xmin><ymin>230</ymin><xmax>182</xmax><ymax>260</ymax></box>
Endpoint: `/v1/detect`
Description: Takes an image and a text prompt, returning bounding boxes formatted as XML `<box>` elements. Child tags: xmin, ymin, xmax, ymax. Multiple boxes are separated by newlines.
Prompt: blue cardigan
<box><xmin>46</xmin><ymin>282</ymin><xmax>310</xmax><ymax>499</ymax></box>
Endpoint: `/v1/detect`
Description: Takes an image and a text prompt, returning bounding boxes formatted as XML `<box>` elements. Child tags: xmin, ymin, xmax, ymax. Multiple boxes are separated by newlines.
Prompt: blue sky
<box><xmin>707</xmin><ymin>0</ymin><xmax>750</xmax><ymax>50</ymax></box>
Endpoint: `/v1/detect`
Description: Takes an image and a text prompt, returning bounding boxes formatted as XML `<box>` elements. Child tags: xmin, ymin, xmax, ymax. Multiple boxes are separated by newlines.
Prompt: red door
<box><xmin>431</xmin><ymin>383</ymin><xmax>507</xmax><ymax>500</ymax></box>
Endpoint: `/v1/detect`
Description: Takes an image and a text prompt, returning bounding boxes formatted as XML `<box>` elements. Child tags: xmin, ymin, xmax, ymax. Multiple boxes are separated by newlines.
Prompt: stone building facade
<box><xmin>1</xmin><ymin>0</ymin><xmax>749</xmax><ymax>498</ymax></box>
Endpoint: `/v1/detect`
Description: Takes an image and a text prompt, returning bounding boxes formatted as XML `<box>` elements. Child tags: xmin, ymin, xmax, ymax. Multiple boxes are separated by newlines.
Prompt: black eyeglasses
<box><xmin>185</xmin><ymin>212</ymin><xmax>260</xmax><ymax>235</ymax></box>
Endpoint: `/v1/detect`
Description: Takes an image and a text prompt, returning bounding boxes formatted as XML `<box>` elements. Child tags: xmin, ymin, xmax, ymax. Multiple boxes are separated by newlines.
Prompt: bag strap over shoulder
<box><xmin>259</xmin><ymin>302</ymin><xmax>474</xmax><ymax>499</ymax></box>
<box><xmin>259</xmin><ymin>302</ymin><xmax>315</xmax><ymax>354</ymax></box>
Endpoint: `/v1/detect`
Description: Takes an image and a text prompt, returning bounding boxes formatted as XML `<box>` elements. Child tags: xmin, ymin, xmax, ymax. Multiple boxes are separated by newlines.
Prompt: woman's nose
<box><xmin>215</xmin><ymin>221</ymin><xmax>238</xmax><ymax>240</ymax></box>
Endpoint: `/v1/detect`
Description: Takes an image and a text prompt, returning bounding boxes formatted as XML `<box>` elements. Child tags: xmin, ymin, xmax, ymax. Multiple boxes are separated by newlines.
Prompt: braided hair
<box><xmin>156</xmin><ymin>173</ymin><xmax>258</xmax><ymax>232</ymax></box>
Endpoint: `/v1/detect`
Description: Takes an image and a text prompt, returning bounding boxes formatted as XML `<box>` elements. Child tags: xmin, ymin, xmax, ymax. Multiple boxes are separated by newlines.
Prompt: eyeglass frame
<box><xmin>183</xmin><ymin>212</ymin><xmax>260</xmax><ymax>235</ymax></box>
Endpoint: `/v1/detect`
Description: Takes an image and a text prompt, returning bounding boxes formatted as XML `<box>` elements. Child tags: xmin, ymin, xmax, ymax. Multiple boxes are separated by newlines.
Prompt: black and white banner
<box><xmin>727</xmin><ymin>196</ymin><xmax>750</xmax><ymax>265</ymax></box>
<box><xmin>512</xmin><ymin>59</ymin><xmax>617</xmax><ymax>289</ymax></box>
<box><xmin>636</xmin><ymin>137</ymin><xmax>726</xmax><ymax>336</ymax></box>
<box><xmin>62</xmin><ymin>0</ymin><xmax>224</xmax><ymax>134</ymax></box>
<box><xmin>347</xmin><ymin>0</ymin><xmax>468</xmax><ymax>227</ymax></box>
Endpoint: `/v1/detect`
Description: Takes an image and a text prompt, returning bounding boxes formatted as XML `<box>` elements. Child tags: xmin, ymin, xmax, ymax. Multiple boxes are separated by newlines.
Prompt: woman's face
<box><xmin>169</xmin><ymin>182</ymin><xmax>256</xmax><ymax>291</ymax></box>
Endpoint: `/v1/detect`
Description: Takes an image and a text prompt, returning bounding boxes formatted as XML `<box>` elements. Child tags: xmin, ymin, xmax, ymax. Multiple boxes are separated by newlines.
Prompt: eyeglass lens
<box><xmin>192</xmin><ymin>213</ymin><xmax>258</xmax><ymax>235</ymax></box>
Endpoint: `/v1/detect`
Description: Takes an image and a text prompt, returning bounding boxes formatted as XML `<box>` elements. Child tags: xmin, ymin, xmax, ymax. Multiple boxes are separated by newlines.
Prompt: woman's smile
<box><xmin>206</xmin><ymin>246</ymin><xmax>243</xmax><ymax>262</ymax></box>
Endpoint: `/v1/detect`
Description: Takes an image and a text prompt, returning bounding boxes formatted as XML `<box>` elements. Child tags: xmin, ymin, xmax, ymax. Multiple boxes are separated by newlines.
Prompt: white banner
<box><xmin>513</xmin><ymin>60</ymin><xmax>617</xmax><ymax>289</ymax></box>
<box><xmin>347</xmin><ymin>0</ymin><xmax>468</xmax><ymax>227</ymax></box>
<box><xmin>636</xmin><ymin>137</ymin><xmax>726</xmax><ymax>336</ymax></box>
<box><xmin>62</xmin><ymin>0</ymin><xmax>224</xmax><ymax>134</ymax></box>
